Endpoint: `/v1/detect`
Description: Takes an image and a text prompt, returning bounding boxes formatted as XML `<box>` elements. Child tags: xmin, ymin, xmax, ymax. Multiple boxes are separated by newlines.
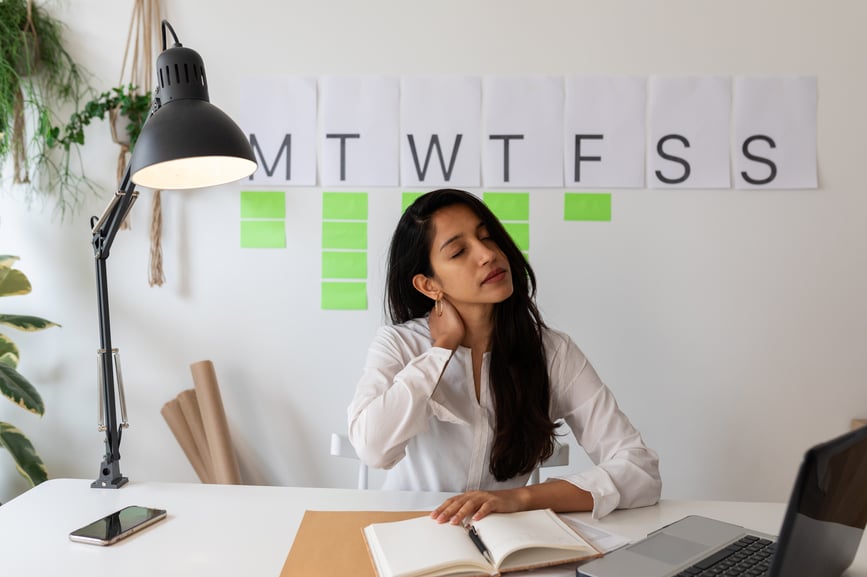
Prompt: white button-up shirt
<box><xmin>348</xmin><ymin>318</ymin><xmax>661</xmax><ymax>518</ymax></box>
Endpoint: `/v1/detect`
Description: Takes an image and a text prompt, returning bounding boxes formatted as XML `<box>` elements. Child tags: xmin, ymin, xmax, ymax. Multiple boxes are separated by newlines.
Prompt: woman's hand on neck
<box><xmin>429</xmin><ymin>297</ymin><xmax>466</xmax><ymax>350</ymax></box>
<box><xmin>429</xmin><ymin>298</ymin><xmax>494</xmax><ymax>352</ymax></box>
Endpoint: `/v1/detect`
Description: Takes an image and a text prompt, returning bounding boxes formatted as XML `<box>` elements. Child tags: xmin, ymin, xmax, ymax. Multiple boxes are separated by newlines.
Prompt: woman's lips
<box><xmin>482</xmin><ymin>268</ymin><xmax>507</xmax><ymax>284</ymax></box>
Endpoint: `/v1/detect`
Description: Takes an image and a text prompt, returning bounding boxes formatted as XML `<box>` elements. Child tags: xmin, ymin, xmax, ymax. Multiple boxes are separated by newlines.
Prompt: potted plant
<box><xmin>0</xmin><ymin>0</ymin><xmax>88</xmax><ymax>215</ymax></box>
<box><xmin>49</xmin><ymin>84</ymin><xmax>152</xmax><ymax>151</ymax></box>
<box><xmin>0</xmin><ymin>255</ymin><xmax>59</xmax><ymax>487</ymax></box>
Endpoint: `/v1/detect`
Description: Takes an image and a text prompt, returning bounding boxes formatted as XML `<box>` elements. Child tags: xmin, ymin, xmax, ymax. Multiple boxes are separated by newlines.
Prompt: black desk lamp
<box><xmin>91</xmin><ymin>20</ymin><xmax>256</xmax><ymax>488</ymax></box>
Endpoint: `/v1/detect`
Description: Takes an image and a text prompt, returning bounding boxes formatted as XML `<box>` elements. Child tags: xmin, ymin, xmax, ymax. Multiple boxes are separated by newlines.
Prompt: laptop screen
<box><xmin>772</xmin><ymin>426</ymin><xmax>867</xmax><ymax>577</ymax></box>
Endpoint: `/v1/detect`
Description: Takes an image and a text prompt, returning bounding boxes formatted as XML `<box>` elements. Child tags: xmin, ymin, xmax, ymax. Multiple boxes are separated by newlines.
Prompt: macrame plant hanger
<box><xmin>117</xmin><ymin>0</ymin><xmax>165</xmax><ymax>286</ymax></box>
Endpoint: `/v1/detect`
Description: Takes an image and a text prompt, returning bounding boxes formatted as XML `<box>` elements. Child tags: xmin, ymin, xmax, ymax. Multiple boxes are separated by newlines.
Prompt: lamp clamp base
<box><xmin>92</xmin><ymin>458</ymin><xmax>128</xmax><ymax>489</ymax></box>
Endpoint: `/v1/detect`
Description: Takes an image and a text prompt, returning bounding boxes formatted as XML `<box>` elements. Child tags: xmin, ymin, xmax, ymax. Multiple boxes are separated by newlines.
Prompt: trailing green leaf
<box><xmin>53</xmin><ymin>84</ymin><xmax>151</xmax><ymax>151</ymax></box>
<box><xmin>0</xmin><ymin>359</ymin><xmax>45</xmax><ymax>415</ymax></box>
<box><xmin>0</xmin><ymin>313</ymin><xmax>60</xmax><ymax>331</ymax></box>
<box><xmin>0</xmin><ymin>0</ymin><xmax>90</xmax><ymax>217</ymax></box>
<box><xmin>0</xmin><ymin>422</ymin><xmax>47</xmax><ymax>485</ymax></box>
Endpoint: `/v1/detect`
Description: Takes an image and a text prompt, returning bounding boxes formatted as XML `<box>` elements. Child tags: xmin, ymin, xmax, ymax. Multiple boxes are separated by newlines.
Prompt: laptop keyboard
<box><xmin>674</xmin><ymin>534</ymin><xmax>776</xmax><ymax>577</ymax></box>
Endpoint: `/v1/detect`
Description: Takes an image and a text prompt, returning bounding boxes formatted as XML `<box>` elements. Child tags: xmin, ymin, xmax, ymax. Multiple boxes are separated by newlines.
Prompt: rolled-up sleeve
<box><xmin>347</xmin><ymin>326</ymin><xmax>453</xmax><ymax>469</ymax></box>
<box><xmin>548</xmin><ymin>334</ymin><xmax>662</xmax><ymax>519</ymax></box>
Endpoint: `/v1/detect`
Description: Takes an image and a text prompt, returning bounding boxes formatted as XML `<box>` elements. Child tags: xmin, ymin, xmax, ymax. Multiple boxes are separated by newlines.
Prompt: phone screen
<box><xmin>69</xmin><ymin>505</ymin><xmax>167</xmax><ymax>545</ymax></box>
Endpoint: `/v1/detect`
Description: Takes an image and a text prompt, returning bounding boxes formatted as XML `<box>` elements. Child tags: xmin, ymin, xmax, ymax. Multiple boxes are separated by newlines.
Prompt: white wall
<box><xmin>2</xmin><ymin>0</ymin><xmax>866</xmax><ymax>504</ymax></box>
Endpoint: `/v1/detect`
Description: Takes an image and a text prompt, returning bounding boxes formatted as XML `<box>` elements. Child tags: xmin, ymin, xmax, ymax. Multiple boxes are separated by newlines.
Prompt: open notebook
<box><xmin>363</xmin><ymin>508</ymin><xmax>602</xmax><ymax>577</ymax></box>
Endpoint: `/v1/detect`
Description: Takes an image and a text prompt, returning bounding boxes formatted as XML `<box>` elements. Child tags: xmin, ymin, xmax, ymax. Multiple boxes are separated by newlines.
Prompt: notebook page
<box><xmin>473</xmin><ymin>509</ymin><xmax>595</xmax><ymax>567</ymax></box>
<box><xmin>366</xmin><ymin>515</ymin><xmax>489</xmax><ymax>577</ymax></box>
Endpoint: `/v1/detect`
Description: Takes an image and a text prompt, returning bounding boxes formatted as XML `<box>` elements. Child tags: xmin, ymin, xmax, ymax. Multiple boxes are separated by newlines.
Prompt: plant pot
<box><xmin>110</xmin><ymin>107</ymin><xmax>132</xmax><ymax>147</ymax></box>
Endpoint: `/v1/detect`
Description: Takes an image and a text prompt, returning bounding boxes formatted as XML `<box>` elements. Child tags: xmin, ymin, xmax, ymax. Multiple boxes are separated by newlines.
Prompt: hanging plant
<box><xmin>49</xmin><ymin>84</ymin><xmax>151</xmax><ymax>150</ymax></box>
<box><xmin>0</xmin><ymin>0</ymin><xmax>89</xmax><ymax>216</ymax></box>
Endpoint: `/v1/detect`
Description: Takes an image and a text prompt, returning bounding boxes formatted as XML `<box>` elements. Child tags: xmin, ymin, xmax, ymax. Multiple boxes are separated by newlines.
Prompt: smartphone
<box><xmin>68</xmin><ymin>505</ymin><xmax>167</xmax><ymax>546</ymax></box>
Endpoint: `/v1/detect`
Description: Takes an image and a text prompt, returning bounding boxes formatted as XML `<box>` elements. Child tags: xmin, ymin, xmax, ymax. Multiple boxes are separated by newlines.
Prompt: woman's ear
<box><xmin>412</xmin><ymin>274</ymin><xmax>440</xmax><ymax>301</ymax></box>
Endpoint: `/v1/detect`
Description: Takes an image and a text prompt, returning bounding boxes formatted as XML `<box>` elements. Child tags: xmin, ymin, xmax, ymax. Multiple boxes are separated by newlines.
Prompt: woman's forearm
<box><xmin>511</xmin><ymin>479</ymin><xmax>595</xmax><ymax>513</ymax></box>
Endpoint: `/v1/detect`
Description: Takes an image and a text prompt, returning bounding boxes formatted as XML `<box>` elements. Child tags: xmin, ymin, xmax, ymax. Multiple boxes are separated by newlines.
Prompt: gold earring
<box><xmin>435</xmin><ymin>295</ymin><xmax>443</xmax><ymax>317</ymax></box>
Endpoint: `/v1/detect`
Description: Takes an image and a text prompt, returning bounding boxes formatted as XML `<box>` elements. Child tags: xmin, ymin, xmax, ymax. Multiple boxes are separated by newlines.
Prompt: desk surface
<box><xmin>1</xmin><ymin>479</ymin><xmax>865</xmax><ymax>576</ymax></box>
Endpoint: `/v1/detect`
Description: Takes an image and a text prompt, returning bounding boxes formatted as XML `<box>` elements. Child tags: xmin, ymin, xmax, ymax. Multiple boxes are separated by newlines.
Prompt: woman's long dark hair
<box><xmin>386</xmin><ymin>189</ymin><xmax>556</xmax><ymax>481</ymax></box>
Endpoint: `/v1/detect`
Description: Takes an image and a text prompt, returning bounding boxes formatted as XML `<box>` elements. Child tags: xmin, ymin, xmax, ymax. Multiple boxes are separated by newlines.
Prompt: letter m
<box><xmin>249</xmin><ymin>134</ymin><xmax>291</xmax><ymax>180</ymax></box>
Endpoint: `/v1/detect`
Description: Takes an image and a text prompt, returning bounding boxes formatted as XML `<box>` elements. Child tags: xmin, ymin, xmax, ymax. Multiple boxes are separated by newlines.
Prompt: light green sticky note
<box><xmin>402</xmin><ymin>192</ymin><xmax>425</xmax><ymax>212</ymax></box>
<box><xmin>322</xmin><ymin>251</ymin><xmax>367</xmax><ymax>279</ymax></box>
<box><xmin>240</xmin><ymin>191</ymin><xmax>285</xmax><ymax>219</ymax></box>
<box><xmin>322</xmin><ymin>192</ymin><xmax>368</xmax><ymax>220</ymax></box>
<box><xmin>240</xmin><ymin>220</ymin><xmax>285</xmax><ymax>248</ymax></box>
<box><xmin>484</xmin><ymin>192</ymin><xmax>529</xmax><ymax>221</ymax></box>
<box><xmin>322</xmin><ymin>282</ymin><xmax>367</xmax><ymax>310</ymax></box>
<box><xmin>564</xmin><ymin>193</ymin><xmax>612</xmax><ymax>222</ymax></box>
<box><xmin>322</xmin><ymin>222</ymin><xmax>367</xmax><ymax>250</ymax></box>
<box><xmin>502</xmin><ymin>222</ymin><xmax>529</xmax><ymax>251</ymax></box>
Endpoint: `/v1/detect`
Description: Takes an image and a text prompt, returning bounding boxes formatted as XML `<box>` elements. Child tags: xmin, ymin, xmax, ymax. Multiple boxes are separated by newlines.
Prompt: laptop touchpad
<box><xmin>628</xmin><ymin>533</ymin><xmax>709</xmax><ymax>565</ymax></box>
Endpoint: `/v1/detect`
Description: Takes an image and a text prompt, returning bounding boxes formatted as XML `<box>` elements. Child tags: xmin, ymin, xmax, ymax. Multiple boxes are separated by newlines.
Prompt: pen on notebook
<box><xmin>468</xmin><ymin>525</ymin><xmax>495</xmax><ymax>566</ymax></box>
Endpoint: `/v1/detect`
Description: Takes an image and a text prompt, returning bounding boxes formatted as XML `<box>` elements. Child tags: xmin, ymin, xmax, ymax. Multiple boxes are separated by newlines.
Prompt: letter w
<box><xmin>407</xmin><ymin>134</ymin><xmax>462</xmax><ymax>181</ymax></box>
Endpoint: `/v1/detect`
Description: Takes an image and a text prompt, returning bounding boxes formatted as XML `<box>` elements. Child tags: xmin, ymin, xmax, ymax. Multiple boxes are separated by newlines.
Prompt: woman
<box><xmin>348</xmin><ymin>189</ymin><xmax>660</xmax><ymax>524</ymax></box>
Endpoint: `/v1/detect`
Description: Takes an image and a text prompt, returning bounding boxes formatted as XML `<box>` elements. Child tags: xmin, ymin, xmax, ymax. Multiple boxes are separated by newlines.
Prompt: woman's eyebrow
<box><xmin>439</xmin><ymin>233</ymin><xmax>463</xmax><ymax>252</ymax></box>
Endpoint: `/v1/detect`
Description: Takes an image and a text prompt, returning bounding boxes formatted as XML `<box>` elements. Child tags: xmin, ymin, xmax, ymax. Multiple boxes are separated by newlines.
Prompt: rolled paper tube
<box><xmin>160</xmin><ymin>398</ymin><xmax>213</xmax><ymax>483</ymax></box>
<box><xmin>177</xmin><ymin>389</ymin><xmax>215</xmax><ymax>484</ymax></box>
<box><xmin>190</xmin><ymin>360</ymin><xmax>241</xmax><ymax>484</ymax></box>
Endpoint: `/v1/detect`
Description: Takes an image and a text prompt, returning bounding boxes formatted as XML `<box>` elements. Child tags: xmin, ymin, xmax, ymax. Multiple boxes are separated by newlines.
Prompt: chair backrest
<box><xmin>330</xmin><ymin>433</ymin><xmax>368</xmax><ymax>490</ymax></box>
<box><xmin>329</xmin><ymin>433</ymin><xmax>570</xmax><ymax>490</ymax></box>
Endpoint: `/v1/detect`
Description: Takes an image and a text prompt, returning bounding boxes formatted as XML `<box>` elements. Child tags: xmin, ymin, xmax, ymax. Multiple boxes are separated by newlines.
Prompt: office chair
<box><xmin>329</xmin><ymin>433</ymin><xmax>570</xmax><ymax>490</ymax></box>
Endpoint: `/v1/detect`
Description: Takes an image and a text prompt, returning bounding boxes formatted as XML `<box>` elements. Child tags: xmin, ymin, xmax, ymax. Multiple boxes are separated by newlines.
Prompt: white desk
<box><xmin>1</xmin><ymin>479</ymin><xmax>865</xmax><ymax>576</ymax></box>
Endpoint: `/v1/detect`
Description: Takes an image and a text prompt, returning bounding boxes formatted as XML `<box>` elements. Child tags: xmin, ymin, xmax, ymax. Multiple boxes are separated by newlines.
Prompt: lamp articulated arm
<box><xmin>90</xmin><ymin>167</ymin><xmax>139</xmax><ymax>489</ymax></box>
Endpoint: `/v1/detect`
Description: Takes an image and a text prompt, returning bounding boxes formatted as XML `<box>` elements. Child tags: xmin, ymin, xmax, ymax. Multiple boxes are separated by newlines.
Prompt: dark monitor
<box><xmin>772</xmin><ymin>425</ymin><xmax>867</xmax><ymax>577</ymax></box>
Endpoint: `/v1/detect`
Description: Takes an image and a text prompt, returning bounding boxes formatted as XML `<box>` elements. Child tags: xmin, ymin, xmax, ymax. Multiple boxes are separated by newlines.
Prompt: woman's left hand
<box><xmin>430</xmin><ymin>489</ymin><xmax>528</xmax><ymax>524</ymax></box>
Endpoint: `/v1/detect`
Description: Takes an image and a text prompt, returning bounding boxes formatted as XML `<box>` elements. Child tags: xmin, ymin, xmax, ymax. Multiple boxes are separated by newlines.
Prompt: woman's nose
<box><xmin>476</xmin><ymin>242</ymin><xmax>495</xmax><ymax>265</ymax></box>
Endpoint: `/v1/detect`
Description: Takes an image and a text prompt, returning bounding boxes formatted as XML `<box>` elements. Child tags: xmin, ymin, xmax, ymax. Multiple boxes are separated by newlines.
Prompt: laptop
<box><xmin>578</xmin><ymin>425</ymin><xmax>867</xmax><ymax>577</ymax></box>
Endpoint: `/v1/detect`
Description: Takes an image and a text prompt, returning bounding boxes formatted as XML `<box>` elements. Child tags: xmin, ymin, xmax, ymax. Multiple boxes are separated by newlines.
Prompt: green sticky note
<box><xmin>502</xmin><ymin>222</ymin><xmax>529</xmax><ymax>251</ymax></box>
<box><xmin>484</xmin><ymin>192</ymin><xmax>529</xmax><ymax>221</ymax></box>
<box><xmin>240</xmin><ymin>220</ymin><xmax>285</xmax><ymax>248</ymax></box>
<box><xmin>402</xmin><ymin>192</ymin><xmax>425</xmax><ymax>212</ymax></box>
<box><xmin>323</xmin><ymin>192</ymin><xmax>368</xmax><ymax>220</ymax></box>
<box><xmin>322</xmin><ymin>222</ymin><xmax>367</xmax><ymax>249</ymax></box>
<box><xmin>240</xmin><ymin>191</ymin><xmax>285</xmax><ymax>219</ymax></box>
<box><xmin>322</xmin><ymin>251</ymin><xmax>367</xmax><ymax>279</ymax></box>
<box><xmin>322</xmin><ymin>282</ymin><xmax>367</xmax><ymax>310</ymax></box>
<box><xmin>564</xmin><ymin>193</ymin><xmax>612</xmax><ymax>221</ymax></box>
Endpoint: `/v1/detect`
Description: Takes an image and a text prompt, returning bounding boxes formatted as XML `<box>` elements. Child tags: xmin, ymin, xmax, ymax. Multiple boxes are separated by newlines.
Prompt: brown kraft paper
<box><xmin>160</xmin><ymin>398</ymin><xmax>213</xmax><ymax>483</ymax></box>
<box><xmin>190</xmin><ymin>360</ymin><xmax>241</xmax><ymax>484</ymax></box>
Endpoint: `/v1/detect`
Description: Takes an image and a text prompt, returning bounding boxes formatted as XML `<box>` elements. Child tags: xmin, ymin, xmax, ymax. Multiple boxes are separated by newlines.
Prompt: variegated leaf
<box><xmin>0</xmin><ymin>269</ymin><xmax>31</xmax><ymax>298</ymax></box>
<box><xmin>0</xmin><ymin>314</ymin><xmax>60</xmax><ymax>332</ymax></box>
<box><xmin>0</xmin><ymin>334</ymin><xmax>19</xmax><ymax>367</ymax></box>
<box><xmin>0</xmin><ymin>258</ymin><xmax>21</xmax><ymax>295</ymax></box>
<box><xmin>0</xmin><ymin>422</ymin><xmax>47</xmax><ymax>486</ymax></box>
<box><xmin>0</xmin><ymin>364</ymin><xmax>45</xmax><ymax>415</ymax></box>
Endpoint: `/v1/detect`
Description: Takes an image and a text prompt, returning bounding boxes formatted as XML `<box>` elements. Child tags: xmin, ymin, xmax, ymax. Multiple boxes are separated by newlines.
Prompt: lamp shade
<box><xmin>130</xmin><ymin>99</ymin><xmax>257</xmax><ymax>190</ymax></box>
<box><xmin>129</xmin><ymin>38</ymin><xmax>256</xmax><ymax>190</ymax></box>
